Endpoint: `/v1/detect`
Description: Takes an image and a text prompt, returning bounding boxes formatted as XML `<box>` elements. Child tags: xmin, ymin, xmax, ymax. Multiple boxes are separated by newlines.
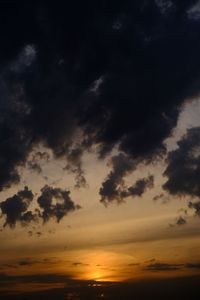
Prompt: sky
<box><xmin>1</xmin><ymin>1</ymin><xmax>200</xmax><ymax>299</ymax></box>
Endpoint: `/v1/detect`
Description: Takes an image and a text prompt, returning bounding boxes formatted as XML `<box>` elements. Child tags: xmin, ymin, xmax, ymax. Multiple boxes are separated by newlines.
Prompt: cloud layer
<box><xmin>1</xmin><ymin>1</ymin><xmax>200</xmax><ymax>219</ymax></box>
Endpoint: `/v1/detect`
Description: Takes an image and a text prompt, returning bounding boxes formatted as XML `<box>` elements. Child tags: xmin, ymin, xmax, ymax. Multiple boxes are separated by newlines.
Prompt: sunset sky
<box><xmin>1</xmin><ymin>1</ymin><xmax>200</xmax><ymax>299</ymax></box>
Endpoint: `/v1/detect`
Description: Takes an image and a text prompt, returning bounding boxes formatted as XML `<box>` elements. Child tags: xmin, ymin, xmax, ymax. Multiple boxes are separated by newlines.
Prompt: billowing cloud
<box><xmin>0</xmin><ymin>186</ymin><xmax>34</xmax><ymax>227</ymax></box>
<box><xmin>37</xmin><ymin>185</ymin><xmax>81</xmax><ymax>223</ymax></box>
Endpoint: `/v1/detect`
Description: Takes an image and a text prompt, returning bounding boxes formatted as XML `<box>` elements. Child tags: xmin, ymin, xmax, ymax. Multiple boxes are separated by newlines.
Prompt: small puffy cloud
<box><xmin>0</xmin><ymin>184</ymin><xmax>80</xmax><ymax>228</ymax></box>
<box><xmin>176</xmin><ymin>216</ymin><xmax>187</xmax><ymax>225</ymax></box>
<box><xmin>0</xmin><ymin>186</ymin><xmax>34</xmax><ymax>227</ymax></box>
<box><xmin>37</xmin><ymin>185</ymin><xmax>81</xmax><ymax>223</ymax></box>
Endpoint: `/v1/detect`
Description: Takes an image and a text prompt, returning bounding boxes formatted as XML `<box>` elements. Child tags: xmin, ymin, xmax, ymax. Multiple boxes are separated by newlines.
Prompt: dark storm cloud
<box><xmin>0</xmin><ymin>186</ymin><xmax>34</xmax><ymax>227</ymax></box>
<box><xmin>163</xmin><ymin>127</ymin><xmax>200</xmax><ymax>197</ymax></box>
<box><xmin>0</xmin><ymin>0</ymin><xmax>200</xmax><ymax>203</ymax></box>
<box><xmin>37</xmin><ymin>185</ymin><xmax>81</xmax><ymax>223</ymax></box>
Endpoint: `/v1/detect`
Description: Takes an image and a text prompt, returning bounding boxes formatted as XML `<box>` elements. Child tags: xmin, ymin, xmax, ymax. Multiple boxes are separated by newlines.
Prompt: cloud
<box><xmin>99</xmin><ymin>153</ymin><xmax>154</xmax><ymax>204</ymax></box>
<box><xmin>121</xmin><ymin>175</ymin><xmax>154</xmax><ymax>198</ymax></box>
<box><xmin>99</xmin><ymin>153</ymin><xmax>137</xmax><ymax>203</ymax></box>
<box><xmin>155</xmin><ymin>0</ymin><xmax>174</xmax><ymax>15</ymax></box>
<box><xmin>188</xmin><ymin>201</ymin><xmax>200</xmax><ymax>217</ymax></box>
<box><xmin>0</xmin><ymin>257</ymin><xmax>62</xmax><ymax>271</ymax></box>
<box><xmin>27</xmin><ymin>151</ymin><xmax>50</xmax><ymax>174</ymax></box>
<box><xmin>1</xmin><ymin>0</ymin><xmax>200</xmax><ymax>217</ymax></box>
<box><xmin>0</xmin><ymin>186</ymin><xmax>35</xmax><ymax>227</ymax></box>
<box><xmin>10</xmin><ymin>44</ymin><xmax>36</xmax><ymax>74</ymax></box>
<box><xmin>128</xmin><ymin>263</ymin><xmax>140</xmax><ymax>266</ymax></box>
<box><xmin>188</xmin><ymin>0</ymin><xmax>200</xmax><ymax>19</ymax></box>
<box><xmin>18</xmin><ymin>259</ymin><xmax>39</xmax><ymax>266</ymax></box>
<box><xmin>153</xmin><ymin>193</ymin><xmax>169</xmax><ymax>204</ymax></box>
<box><xmin>0</xmin><ymin>1</ymin><xmax>199</xmax><ymax>186</ymax></box>
<box><xmin>163</xmin><ymin>127</ymin><xmax>200</xmax><ymax>197</ymax></box>
<box><xmin>145</xmin><ymin>262</ymin><xmax>183</xmax><ymax>272</ymax></box>
<box><xmin>186</xmin><ymin>263</ymin><xmax>200</xmax><ymax>269</ymax></box>
<box><xmin>176</xmin><ymin>216</ymin><xmax>187</xmax><ymax>225</ymax></box>
<box><xmin>72</xmin><ymin>262</ymin><xmax>89</xmax><ymax>266</ymax></box>
<box><xmin>0</xmin><ymin>185</ymin><xmax>80</xmax><ymax>228</ymax></box>
<box><xmin>64</xmin><ymin>146</ymin><xmax>87</xmax><ymax>189</ymax></box>
<box><xmin>37</xmin><ymin>185</ymin><xmax>81</xmax><ymax>223</ymax></box>
<box><xmin>36</xmin><ymin>231</ymin><xmax>42</xmax><ymax>237</ymax></box>
<box><xmin>17</xmin><ymin>257</ymin><xmax>61</xmax><ymax>267</ymax></box>
<box><xmin>145</xmin><ymin>260</ymin><xmax>200</xmax><ymax>272</ymax></box>
<box><xmin>163</xmin><ymin>127</ymin><xmax>200</xmax><ymax>220</ymax></box>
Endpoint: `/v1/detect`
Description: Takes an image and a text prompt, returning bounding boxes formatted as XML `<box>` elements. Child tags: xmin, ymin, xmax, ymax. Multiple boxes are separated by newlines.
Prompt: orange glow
<box><xmin>89</xmin><ymin>270</ymin><xmax>106</xmax><ymax>281</ymax></box>
<box><xmin>67</xmin><ymin>250</ymin><xmax>130</xmax><ymax>282</ymax></box>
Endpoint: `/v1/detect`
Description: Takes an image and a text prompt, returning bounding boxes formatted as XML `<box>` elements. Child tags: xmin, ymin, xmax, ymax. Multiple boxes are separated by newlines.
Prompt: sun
<box><xmin>90</xmin><ymin>270</ymin><xmax>104</xmax><ymax>281</ymax></box>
